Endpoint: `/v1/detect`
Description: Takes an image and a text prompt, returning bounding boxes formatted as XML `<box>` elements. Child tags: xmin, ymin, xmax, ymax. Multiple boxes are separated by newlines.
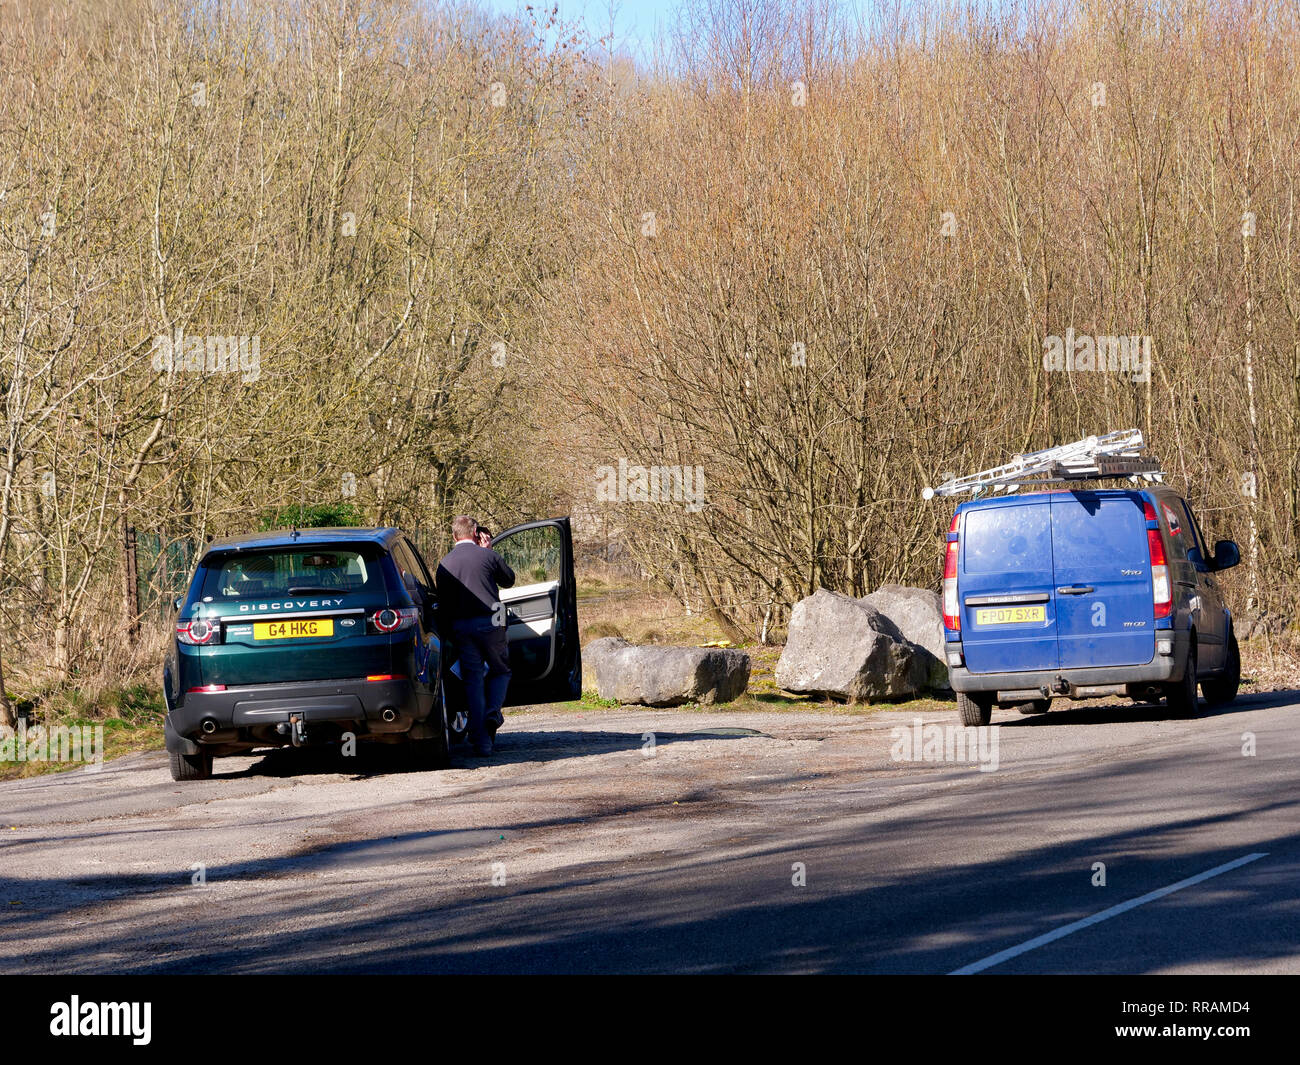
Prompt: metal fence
<box><xmin>134</xmin><ymin>530</ymin><xmax>197</xmax><ymax>617</ymax></box>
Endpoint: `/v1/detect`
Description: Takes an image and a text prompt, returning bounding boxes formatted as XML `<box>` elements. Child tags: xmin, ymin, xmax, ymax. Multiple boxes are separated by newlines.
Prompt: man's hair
<box><xmin>451</xmin><ymin>515</ymin><xmax>477</xmax><ymax>541</ymax></box>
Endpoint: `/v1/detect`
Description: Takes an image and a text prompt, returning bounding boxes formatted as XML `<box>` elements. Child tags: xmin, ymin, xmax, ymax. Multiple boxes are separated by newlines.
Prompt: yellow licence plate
<box><xmin>975</xmin><ymin>605</ymin><xmax>1046</xmax><ymax>625</ymax></box>
<box><xmin>253</xmin><ymin>619</ymin><xmax>334</xmax><ymax>640</ymax></box>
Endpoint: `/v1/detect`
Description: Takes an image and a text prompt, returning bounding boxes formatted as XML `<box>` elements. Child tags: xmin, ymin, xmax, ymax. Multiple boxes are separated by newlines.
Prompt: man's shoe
<box><xmin>473</xmin><ymin>741</ymin><xmax>493</xmax><ymax>757</ymax></box>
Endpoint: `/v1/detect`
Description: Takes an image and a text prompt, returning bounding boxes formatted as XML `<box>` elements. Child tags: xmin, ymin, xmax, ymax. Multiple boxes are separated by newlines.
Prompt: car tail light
<box><xmin>368</xmin><ymin>607</ymin><xmax>418</xmax><ymax>634</ymax></box>
<box><xmin>177</xmin><ymin>617</ymin><xmax>222</xmax><ymax>645</ymax></box>
<box><xmin>942</xmin><ymin>513</ymin><xmax>960</xmax><ymax>631</ymax></box>
<box><xmin>365</xmin><ymin>674</ymin><xmax>408</xmax><ymax>682</ymax></box>
<box><xmin>187</xmin><ymin>684</ymin><xmax>226</xmax><ymax>693</ymax></box>
<box><xmin>1144</xmin><ymin>501</ymin><xmax>1172</xmax><ymax>619</ymax></box>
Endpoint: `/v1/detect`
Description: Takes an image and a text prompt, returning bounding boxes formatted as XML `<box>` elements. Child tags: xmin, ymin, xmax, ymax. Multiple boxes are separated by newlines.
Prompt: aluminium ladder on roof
<box><xmin>922</xmin><ymin>429</ymin><xmax>1165</xmax><ymax>499</ymax></box>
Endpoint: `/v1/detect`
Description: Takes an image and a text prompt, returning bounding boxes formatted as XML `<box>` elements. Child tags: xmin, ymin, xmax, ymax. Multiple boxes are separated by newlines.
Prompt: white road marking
<box><xmin>950</xmin><ymin>851</ymin><xmax>1269</xmax><ymax>975</ymax></box>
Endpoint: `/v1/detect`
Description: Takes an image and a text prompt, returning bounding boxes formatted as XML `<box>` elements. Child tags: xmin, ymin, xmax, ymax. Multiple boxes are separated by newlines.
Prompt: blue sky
<box><xmin>477</xmin><ymin>1</ymin><xmax>917</xmax><ymax>62</ymax></box>
<box><xmin>478</xmin><ymin>0</ymin><xmax>690</xmax><ymax>57</ymax></box>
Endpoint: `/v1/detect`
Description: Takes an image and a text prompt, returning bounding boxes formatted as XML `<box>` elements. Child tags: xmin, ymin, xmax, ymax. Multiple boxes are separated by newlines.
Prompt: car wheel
<box><xmin>957</xmin><ymin>691</ymin><xmax>993</xmax><ymax>727</ymax></box>
<box><xmin>1201</xmin><ymin>629</ymin><xmax>1241</xmax><ymax>707</ymax></box>
<box><xmin>169</xmin><ymin>749</ymin><xmax>213</xmax><ymax>781</ymax></box>
<box><xmin>1165</xmin><ymin>643</ymin><xmax>1199</xmax><ymax>718</ymax></box>
<box><xmin>1014</xmin><ymin>699</ymin><xmax>1050</xmax><ymax>715</ymax></box>
<box><xmin>445</xmin><ymin>693</ymin><xmax>468</xmax><ymax>746</ymax></box>
<box><xmin>408</xmin><ymin>684</ymin><xmax>452</xmax><ymax>770</ymax></box>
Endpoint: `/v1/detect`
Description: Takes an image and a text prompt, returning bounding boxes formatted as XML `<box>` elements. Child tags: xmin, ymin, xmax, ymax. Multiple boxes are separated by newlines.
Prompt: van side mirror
<box><xmin>173</xmin><ymin>596</ymin><xmax>183</xmax><ymax>611</ymax></box>
<box><xmin>1211</xmin><ymin>540</ymin><xmax>1240</xmax><ymax>571</ymax></box>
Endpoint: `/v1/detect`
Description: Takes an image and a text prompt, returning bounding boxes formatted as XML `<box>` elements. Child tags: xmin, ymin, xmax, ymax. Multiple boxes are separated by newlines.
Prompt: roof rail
<box><xmin>922</xmin><ymin>429</ymin><xmax>1164</xmax><ymax>500</ymax></box>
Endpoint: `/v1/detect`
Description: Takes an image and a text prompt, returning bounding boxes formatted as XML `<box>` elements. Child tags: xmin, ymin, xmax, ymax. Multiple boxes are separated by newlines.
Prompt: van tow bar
<box><xmin>289</xmin><ymin>715</ymin><xmax>307</xmax><ymax>746</ymax></box>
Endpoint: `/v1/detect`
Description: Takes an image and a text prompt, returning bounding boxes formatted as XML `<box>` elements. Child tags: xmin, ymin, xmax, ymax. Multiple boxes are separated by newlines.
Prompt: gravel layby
<box><xmin>1</xmin><ymin>698</ymin><xmax>1295</xmax><ymax>974</ymax></box>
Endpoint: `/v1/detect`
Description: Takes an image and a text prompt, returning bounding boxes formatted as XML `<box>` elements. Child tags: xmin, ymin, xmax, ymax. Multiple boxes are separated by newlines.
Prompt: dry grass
<box><xmin>1240</xmin><ymin>632</ymin><xmax>1300</xmax><ymax>695</ymax></box>
<box><xmin>577</xmin><ymin>579</ymin><xmax>728</xmax><ymax>648</ymax></box>
<box><xmin>6</xmin><ymin>607</ymin><xmax>170</xmax><ymax>721</ymax></box>
<box><xmin>2</xmin><ymin>600</ymin><xmax>171</xmax><ymax>779</ymax></box>
<box><xmin>575</xmin><ymin>574</ymin><xmax>956</xmax><ymax>715</ymax></box>
<box><xmin>0</xmin><ymin>714</ymin><xmax>164</xmax><ymax>782</ymax></box>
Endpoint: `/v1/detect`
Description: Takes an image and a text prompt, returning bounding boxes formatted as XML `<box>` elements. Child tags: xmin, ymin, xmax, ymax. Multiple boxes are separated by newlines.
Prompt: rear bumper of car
<box><xmin>166</xmin><ymin>676</ymin><xmax>428</xmax><ymax>752</ymax></box>
<box><xmin>947</xmin><ymin>630</ymin><xmax>1190</xmax><ymax>699</ymax></box>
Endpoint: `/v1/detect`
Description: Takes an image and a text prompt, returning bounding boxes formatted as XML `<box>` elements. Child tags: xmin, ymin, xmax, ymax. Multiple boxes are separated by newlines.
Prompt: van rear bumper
<box><xmin>948</xmin><ymin>630</ymin><xmax>1189</xmax><ymax>697</ymax></box>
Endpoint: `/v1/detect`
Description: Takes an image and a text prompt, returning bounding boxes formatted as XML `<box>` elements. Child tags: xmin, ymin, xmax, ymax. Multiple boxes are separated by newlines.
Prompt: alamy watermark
<box><xmin>50</xmin><ymin>997</ymin><xmax>151</xmax><ymax>1045</ymax></box>
<box><xmin>1042</xmin><ymin>330</ymin><xmax>1150</xmax><ymax>383</ymax></box>
<box><xmin>1</xmin><ymin>721</ymin><xmax>104</xmax><ymax>770</ymax></box>
<box><xmin>151</xmin><ymin>328</ymin><xmax>261</xmax><ymax>383</ymax></box>
<box><xmin>595</xmin><ymin>458</ymin><xmax>706</xmax><ymax>512</ymax></box>
<box><xmin>890</xmin><ymin>718</ymin><xmax>1000</xmax><ymax>772</ymax></box>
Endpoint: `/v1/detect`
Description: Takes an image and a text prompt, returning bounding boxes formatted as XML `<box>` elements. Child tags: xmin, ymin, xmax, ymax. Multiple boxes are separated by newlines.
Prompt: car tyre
<box><xmin>957</xmin><ymin>691</ymin><xmax>993</xmax><ymax>727</ymax></box>
<box><xmin>1201</xmin><ymin>629</ymin><xmax>1240</xmax><ymax>707</ymax></box>
<box><xmin>408</xmin><ymin>683</ymin><xmax>452</xmax><ymax>770</ymax></box>
<box><xmin>1165</xmin><ymin>643</ymin><xmax>1199</xmax><ymax>718</ymax></box>
<box><xmin>169</xmin><ymin>748</ymin><xmax>213</xmax><ymax>781</ymax></box>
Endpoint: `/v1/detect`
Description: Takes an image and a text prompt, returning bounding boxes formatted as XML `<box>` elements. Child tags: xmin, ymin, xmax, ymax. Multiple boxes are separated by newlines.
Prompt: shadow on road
<box><xmin>223</xmin><ymin>728</ymin><xmax>754</xmax><ymax>780</ymax></box>
<box><xmin>2</xmin><ymin>696</ymin><xmax>1296</xmax><ymax>975</ymax></box>
<box><xmin>997</xmin><ymin>687</ymin><xmax>1300</xmax><ymax>728</ymax></box>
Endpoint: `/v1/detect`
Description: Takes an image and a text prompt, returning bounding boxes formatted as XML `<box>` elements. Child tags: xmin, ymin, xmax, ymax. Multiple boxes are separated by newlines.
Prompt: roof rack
<box><xmin>922</xmin><ymin>429</ymin><xmax>1164</xmax><ymax>499</ymax></box>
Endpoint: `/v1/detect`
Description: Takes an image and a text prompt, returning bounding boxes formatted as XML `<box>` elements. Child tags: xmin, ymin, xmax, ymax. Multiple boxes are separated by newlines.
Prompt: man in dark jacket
<box><xmin>436</xmin><ymin>515</ymin><xmax>515</xmax><ymax>756</ymax></box>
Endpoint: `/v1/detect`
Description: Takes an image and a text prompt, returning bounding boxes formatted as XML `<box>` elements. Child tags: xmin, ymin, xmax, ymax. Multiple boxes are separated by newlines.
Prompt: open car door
<box><xmin>491</xmin><ymin>517</ymin><xmax>582</xmax><ymax>706</ymax></box>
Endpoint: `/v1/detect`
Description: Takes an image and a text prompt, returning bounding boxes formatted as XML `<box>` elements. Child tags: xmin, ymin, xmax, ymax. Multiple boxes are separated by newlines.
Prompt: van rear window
<box><xmin>199</xmin><ymin>546</ymin><xmax>387</xmax><ymax>601</ymax></box>
<box><xmin>963</xmin><ymin>505</ymin><xmax>1051</xmax><ymax>574</ymax></box>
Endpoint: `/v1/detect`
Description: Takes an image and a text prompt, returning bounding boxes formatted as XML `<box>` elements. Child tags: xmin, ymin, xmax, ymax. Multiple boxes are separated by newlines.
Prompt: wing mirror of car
<box><xmin>1211</xmin><ymin>540</ymin><xmax>1240</xmax><ymax>571</ymax></box>
<box><xmin>173</xmin><ymin>596</ymin><xmax>183</xmax><ymax>611</ymax></box>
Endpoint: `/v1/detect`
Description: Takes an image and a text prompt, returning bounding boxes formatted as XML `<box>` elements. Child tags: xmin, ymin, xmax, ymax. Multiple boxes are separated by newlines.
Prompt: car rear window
<box><xmin>963</xmin><ymin>504</ymin><xmax>1052</xmax><ymax>574</ymax></box>
<box><xmin>198</xmin><ymin>546</ymin><xmax>387</xmax><ymax>601</ymax></box>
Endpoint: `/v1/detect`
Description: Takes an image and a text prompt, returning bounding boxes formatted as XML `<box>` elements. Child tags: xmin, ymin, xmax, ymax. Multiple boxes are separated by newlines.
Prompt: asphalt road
<box><xmin>1</xmin><ymin>692</ymin><xmax>1297</xmax><ymax>974</ymax></box>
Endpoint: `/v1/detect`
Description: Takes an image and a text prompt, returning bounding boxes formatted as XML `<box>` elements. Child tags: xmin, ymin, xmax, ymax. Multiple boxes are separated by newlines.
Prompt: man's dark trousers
<box><xmin>451</xmin><ymin>615</ymin><xmax>511</xmax><ymax>747</ymax></box>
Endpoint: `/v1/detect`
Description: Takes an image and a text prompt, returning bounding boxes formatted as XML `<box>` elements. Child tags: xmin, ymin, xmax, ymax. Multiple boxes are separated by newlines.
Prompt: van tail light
<box><xmin>177</xmin><ymin>617</ymin><xmax>222</xmax><ymax>645</ymax></box>
<box><xmin>368</xmin><ymin>607</ymin><xmax>418</xmax><ymax>634</ymax></box>
<box><xmin>1144</xmin><ymin>501</ymin><xmax>1172</xmax><ymax>619</ymax></box>
<box><xmin>942</xmin><ymin>514</ymin><xmax>960</xmax><ymax>631</ymax></box>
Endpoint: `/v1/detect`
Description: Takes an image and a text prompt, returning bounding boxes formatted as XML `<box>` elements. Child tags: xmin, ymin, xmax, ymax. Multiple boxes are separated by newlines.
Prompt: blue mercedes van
<box><xmin>942</xmin><ymin>487</ymin><xmax>1241</xmax><ymax>724</ymax></box>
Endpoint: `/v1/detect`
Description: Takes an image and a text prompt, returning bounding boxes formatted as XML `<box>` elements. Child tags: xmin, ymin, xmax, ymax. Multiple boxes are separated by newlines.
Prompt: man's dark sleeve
<box><xmin>492</xmin><ymin>551</ymin><xmax>515</xmax><ymax>589</ymax></box>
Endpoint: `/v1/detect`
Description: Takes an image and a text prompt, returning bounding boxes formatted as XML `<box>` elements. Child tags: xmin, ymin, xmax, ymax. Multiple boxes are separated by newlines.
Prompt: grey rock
<box><xmin>1234</xmin><ymin>611</ymin><xmax>1289</xmax><ymax>641</ymax></box>
<box><xmin>583</xmin><ymin>637</ymin><xmax>751</xmax><ymax>707</ymax></box>
<box><xmin>775</xmin><ymin>588</ymin><xmax>928</xmax><ymax>701</ymax></box>
<box><xmin>860</xmin><ymin>584</ymin><xmax>949</xmax><ymax>690</ymax></box>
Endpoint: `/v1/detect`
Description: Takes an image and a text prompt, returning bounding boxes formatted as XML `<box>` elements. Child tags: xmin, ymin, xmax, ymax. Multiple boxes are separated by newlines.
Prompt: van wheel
<box><xmin>1201</xmin><ymin>630</ymin><xmax>1240</xmax><ymax>707</ymax></box>
<box><xmin>169</xmin><ymin>749</ymin><xmax>213</xmax><ymax>781</ymax></box>
<box><xmin>957</xmin><ymin>692</ymin><xmax>993</xmax><ymax>727</ymax></box>
<box><xmin>1014</xmin><ymin>699</ymin><xmax>1050</xmax><ymax>715</ymax></box>
<box><xmin>1165</xmin><ymin>644</ymin><xmax>1199</xmax><ymax>718</ymax></box>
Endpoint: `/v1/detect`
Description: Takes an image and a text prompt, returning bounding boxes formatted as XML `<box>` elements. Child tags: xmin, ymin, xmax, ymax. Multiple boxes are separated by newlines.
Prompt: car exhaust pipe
<box><xmin>381</xmin><ymin>707</ymin><xmax>398</xmax><ymax>723</ymax></box>
<box><xmin>200</xmin><ymin>718</ymin><xmax>218</xmax><ymax>735</ymax></box>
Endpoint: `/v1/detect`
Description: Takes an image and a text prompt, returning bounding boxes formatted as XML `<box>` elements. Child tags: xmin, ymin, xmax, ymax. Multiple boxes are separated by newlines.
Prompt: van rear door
<box><xmin>959</xmin><ymin>499</ymin><xmax>1058</xmax><ymax>673</ymax></box>
<box><xmin>1050</xmin><ymin>492</ymin><xmax>1155</xmax><ymax>668</ymax></box>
